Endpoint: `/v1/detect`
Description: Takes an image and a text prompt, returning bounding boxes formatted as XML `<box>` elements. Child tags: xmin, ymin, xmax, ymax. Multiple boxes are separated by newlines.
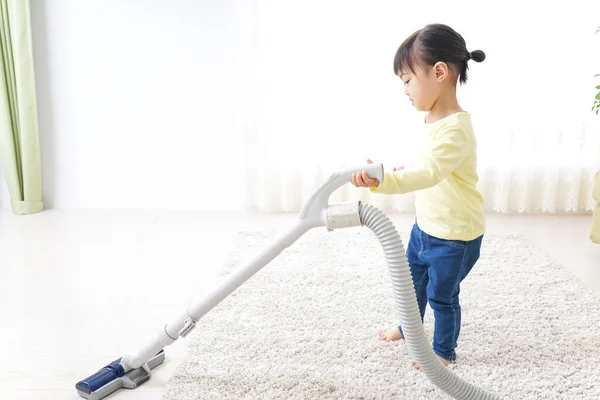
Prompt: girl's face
<box><xmin>399</xmin><ymin>62</ymin><xmax>448</xmax><ymax>112</ymax></box>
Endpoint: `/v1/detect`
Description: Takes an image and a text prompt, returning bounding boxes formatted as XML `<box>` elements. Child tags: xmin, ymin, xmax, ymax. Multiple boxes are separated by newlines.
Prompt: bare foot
<box><xmin>413</xmin><ymin>356</ymin><xmax>453</xmax><ymax>372</ymax></box>
<box><xmin>379</xmin><ymin>327</ymin><xmax>404</xmax><ymax>342</ymax></box>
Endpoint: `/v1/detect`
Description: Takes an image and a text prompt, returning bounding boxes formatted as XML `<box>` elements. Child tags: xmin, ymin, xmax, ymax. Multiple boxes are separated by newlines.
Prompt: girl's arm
<box><xmin>371</xmin><ymin>126</ymin><xmax>472</xmax><ymax>194</ymax></box>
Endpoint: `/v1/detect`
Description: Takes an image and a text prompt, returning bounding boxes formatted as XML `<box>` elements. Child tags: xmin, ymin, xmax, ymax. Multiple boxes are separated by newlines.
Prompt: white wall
<box><xmin>0</xmin><ymin>0</ymin><xmax>247</xmax><ymax>210</ymax></box>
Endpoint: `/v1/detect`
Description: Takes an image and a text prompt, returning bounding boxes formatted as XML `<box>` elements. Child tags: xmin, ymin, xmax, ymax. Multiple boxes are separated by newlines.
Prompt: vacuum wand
<box><xmin>75</xmin><ymin>162</ymin><xmax>384</xmax><ymax>400</ymax></box>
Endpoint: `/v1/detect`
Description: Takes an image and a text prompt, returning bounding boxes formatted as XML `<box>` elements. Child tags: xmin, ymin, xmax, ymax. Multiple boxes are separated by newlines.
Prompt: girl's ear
<box><xmin>433</xmin><ymin>62</ymin><xmax>449</xmax><ymax>82</ymax></box>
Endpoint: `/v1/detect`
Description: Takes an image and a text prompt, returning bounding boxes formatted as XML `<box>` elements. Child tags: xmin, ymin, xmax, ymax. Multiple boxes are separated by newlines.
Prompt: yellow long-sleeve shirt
<box><xmin>371</xmin><ymin>112</ymin><xmax>485</xmax><ymax>241</ymax></box>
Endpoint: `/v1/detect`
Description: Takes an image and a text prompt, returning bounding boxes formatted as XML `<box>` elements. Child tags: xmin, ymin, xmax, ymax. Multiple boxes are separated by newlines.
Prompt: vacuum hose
<box><xmin>359</xmin><ymin>203</ymin><xmax>499</xmax><ymax>400</ymax></box>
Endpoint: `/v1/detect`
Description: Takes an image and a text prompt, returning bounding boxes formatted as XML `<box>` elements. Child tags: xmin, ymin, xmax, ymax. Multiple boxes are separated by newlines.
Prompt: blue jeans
<box><xmin>399</xmin><ymin>223</ymin><xmax>483</xmax><ymax>362</ymax></box>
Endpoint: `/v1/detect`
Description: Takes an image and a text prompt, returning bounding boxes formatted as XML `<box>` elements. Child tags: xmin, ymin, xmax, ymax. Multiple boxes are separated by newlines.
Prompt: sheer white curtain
<box><xmin>242</xmin><ymin>0</ymin><xmax>600</xmax><ymax>213</ymax></box>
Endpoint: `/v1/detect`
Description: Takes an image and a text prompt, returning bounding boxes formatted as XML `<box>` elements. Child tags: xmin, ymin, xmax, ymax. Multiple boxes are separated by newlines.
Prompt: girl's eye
<box><xmin>404</xmin><ymin>80</ymin><xmax>410</xmax><ymax>85</ymax></box>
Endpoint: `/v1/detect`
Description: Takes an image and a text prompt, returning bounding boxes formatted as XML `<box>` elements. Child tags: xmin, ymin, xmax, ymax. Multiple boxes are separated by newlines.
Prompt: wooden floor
<box><xmin>1</xmin><ymin>210</ymin><xmax>598</xmax><ymax>400</ymax></box>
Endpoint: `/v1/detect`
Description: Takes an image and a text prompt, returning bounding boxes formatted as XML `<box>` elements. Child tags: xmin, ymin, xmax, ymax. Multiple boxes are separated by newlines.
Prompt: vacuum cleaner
<box><xmin>75</xmin><ymin>162</ymin><xmax>500</xmax><ymax>400</ymax></box>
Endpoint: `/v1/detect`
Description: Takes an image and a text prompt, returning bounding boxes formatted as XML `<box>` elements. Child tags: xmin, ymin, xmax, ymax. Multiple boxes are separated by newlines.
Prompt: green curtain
<box><xmin>0</xmin><ymin>0</ymin><xmax>43</xmax><ymax>215</ymax></box>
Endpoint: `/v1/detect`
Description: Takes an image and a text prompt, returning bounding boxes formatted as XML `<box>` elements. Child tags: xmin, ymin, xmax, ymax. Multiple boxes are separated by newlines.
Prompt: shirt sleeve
<box><xmin>370</xmin><ymin>124</ymin><xmax>471</xmax><ymax>194</ymax></box>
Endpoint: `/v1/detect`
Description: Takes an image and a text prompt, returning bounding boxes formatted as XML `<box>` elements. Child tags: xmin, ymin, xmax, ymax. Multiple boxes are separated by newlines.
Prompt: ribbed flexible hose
<box><xmin>359</xmin><ymin>203</ymin><xmax>500</xmax><ymax>400</ymax></box>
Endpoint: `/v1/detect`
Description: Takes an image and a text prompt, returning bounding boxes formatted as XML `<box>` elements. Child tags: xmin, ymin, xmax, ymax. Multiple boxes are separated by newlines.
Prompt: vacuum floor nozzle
<box><xmin>75</xmin><ymin>350</ymin><xmax>165</xmax><ymax>400</ymax></box>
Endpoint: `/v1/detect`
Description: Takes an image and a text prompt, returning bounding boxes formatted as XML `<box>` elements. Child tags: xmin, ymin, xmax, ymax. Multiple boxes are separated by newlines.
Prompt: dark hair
<box><xmin>393</xmin><ymin>24</ymin><xmax>485</xmax><ymax>85</ymax></box>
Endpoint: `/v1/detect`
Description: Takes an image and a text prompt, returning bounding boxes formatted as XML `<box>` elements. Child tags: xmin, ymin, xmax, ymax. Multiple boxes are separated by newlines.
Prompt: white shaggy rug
<box><xmin>163</xmin><ymin>228</ymin><xmax>600</xmax><ymax>399</ymax></box>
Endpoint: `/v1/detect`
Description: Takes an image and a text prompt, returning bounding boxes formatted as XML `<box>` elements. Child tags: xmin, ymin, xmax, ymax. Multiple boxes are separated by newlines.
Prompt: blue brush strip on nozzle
<box><xmin>75</xmin><ymin>359</ymin><xmax>125</xmax><ymax>394</ymax></box>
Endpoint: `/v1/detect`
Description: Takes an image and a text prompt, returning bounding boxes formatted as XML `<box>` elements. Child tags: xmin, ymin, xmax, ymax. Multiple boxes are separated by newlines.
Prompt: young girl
<box><xmin>351</xmin><ymin>23</ymin><xmax>486</xmax><ymax>370</ymax></box>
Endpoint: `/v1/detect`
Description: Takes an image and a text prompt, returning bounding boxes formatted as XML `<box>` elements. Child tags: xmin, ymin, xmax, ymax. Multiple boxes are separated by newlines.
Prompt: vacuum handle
<box><xmin>299</xmin><ymin>162</ymin><xmax>385</xmax><ymax>220</ymax></box>
<box><xmin>340</xmin><ymin>162</ymin><xmax>384</xmax><ymax>184</ymax></box>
